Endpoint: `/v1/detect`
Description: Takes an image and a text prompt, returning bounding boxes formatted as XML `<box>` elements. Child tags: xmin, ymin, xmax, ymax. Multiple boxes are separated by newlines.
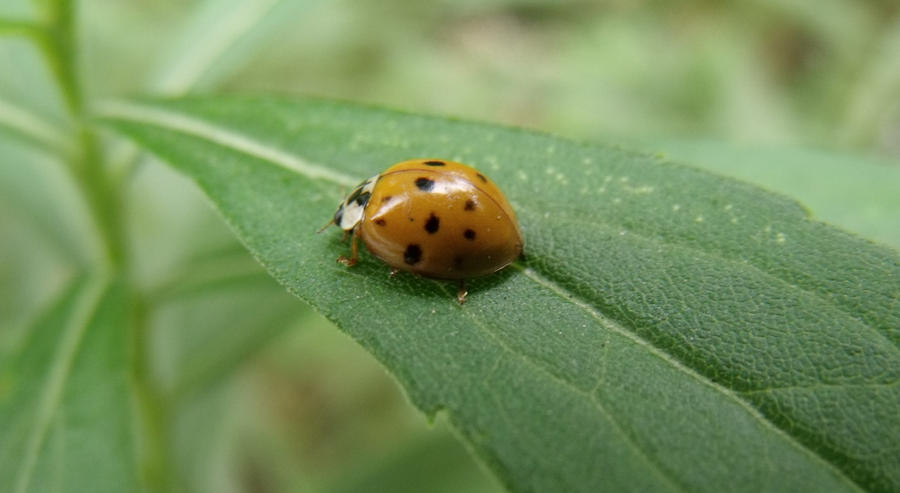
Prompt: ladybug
<box><xmin>320</xmin><ymin>158</ymin><xmax>523</xmax><ymax>303</ymax></box>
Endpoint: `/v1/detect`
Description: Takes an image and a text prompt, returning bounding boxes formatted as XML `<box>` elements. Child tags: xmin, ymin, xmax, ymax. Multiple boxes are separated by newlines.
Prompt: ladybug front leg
<box><xmin>337</xmin><ymin>229</ymin><xmax>359</xmax><ymax>267</ymax></box>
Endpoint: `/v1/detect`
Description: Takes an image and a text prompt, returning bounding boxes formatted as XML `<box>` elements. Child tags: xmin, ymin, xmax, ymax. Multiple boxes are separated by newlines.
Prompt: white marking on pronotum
<box><xmin>94</xmin><ymin>100</ymin><xmax>359</xmax><ymax>188</ymax></box>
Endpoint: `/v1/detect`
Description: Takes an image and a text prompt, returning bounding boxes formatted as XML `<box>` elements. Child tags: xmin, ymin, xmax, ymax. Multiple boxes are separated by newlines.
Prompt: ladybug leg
<box><xmin>337</xmin><ymin>229</ymin><xmax>359</xmax><ymax>267</ymax></box>
<box><xmin>456</xmin><ymin>279</ymin><xmax>468</xmax><ymax>304</ymax></box>
<box><xmin>389</xmin><ymin>268</ymin><xmax>399</xmax><ymax>278</ymax></box>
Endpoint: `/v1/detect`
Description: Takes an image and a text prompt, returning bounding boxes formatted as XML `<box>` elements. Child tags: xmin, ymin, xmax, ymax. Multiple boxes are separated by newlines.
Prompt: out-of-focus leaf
<box><xmin>149</xmin><ymin>0</ymin><xmax>323</xmax><ymax>93</ymax></box>
<box><xmin>151</xmin><ymin>272</ymin><xmax>308</xmax><ymax>397</ymax></box>
<box><xmin>0</xmin><ymin>137</ymin><xmax>97</xmax><ymax>334</ymax></box>
<box><xmin>641</xmin><ymin>139</ymin><xmax>900</xmax><ymax>248</ymax></box>
<box><xmin>0</xmin><ymin>275</ymin><xmax>137</xmax><ymax>492</ymax></box>
<box><xmin>98</xmin><ymin>95</ymin><xmax>899</xmax><ymax>492</ymax></box>
<box><xmin>327</xmin><ymin>421</ymin><xmax>503</xmax><ymax>493</ymax></box>
<box><xmin>0</xmin><ymin>39</ymin><xmax>73</xmax><ymax>147</ymax></box>
<box><xmin>0</xmin><ymin>1</ymin><xmax>36</xmax><ymax>23</ymax></box>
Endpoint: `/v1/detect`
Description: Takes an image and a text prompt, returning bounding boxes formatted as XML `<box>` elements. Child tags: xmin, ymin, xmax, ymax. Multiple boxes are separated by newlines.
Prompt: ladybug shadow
<box><xmin>324</xmin><ymin>233</ymin><xmax>521</xmax><ymax>304</ymax></box>
<box><xmin>391</xmin><ymin>262</ymin><xmax>521</xmax><ymax>305</ymax></box>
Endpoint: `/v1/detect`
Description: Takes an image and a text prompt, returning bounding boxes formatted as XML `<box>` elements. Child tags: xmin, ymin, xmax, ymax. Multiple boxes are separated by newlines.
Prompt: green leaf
<box><xmin>148</xmin><ymin>0</ymin><xmax>324</xmax><ymax>94</ymax></box>
<box><xmin>97</xmin><ymin>95</ymin><xmax>900</xmax><ymax>493</ymax></box>
<box><xmin>635</xmin><ymin>139</ymin><xmax>900</xmax><ymax>249</ymax></box>
<box><xmin>153</xmin><ymin>270</ymin><xmax>310</xmax><ymax>397</ymax></box>
<box><xmin>0</xmin><ymin>275</ymin><xmax>138</xmax><ymax>492</ymax></box>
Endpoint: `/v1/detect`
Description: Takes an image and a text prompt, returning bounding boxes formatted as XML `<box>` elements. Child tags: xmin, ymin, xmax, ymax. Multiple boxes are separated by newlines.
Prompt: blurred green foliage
<box><xmin>1</xmin><ymin>0</ymin><xmax>898</xmax><ymax>491</ymax></box>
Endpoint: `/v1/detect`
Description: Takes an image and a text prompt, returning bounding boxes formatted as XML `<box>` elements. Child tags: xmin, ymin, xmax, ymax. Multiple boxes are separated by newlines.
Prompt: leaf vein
<box><xmin>437</xmin><ymin>283</ymin><xmax>688</xmax><ymax>493</ymax></box>
<box><xmin>14</xmin><ymin>276</ymin><xmax>108</xmax><ymax>493</ymax></box>
<box><xmin>513</xmin><ymin>265</ymin><xmax>864</xmax><ymax>492</ymax></box>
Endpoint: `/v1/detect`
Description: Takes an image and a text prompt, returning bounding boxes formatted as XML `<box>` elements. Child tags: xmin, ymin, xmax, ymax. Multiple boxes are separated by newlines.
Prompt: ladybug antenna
<box><xmin>316</xmin><ymin>218</ymin><xmax>334</xmax><ymax>234</ymax></box>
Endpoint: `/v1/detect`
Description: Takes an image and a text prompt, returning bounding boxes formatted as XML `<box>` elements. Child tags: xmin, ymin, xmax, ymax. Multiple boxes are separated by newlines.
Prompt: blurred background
<box><xmin>1</xmin><ymin>0</ymin><xmax>899</xmax><ymax>491</ymax></box>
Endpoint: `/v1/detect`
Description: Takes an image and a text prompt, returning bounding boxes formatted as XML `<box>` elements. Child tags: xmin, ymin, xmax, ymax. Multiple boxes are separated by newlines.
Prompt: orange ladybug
<box><xmin>321</xmin><ymin>159</ymin><xmax>523</xmax><ymax>303</ymax></box>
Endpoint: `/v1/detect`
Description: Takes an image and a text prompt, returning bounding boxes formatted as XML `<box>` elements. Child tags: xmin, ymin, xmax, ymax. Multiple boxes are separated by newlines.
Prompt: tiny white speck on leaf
<box><xmin>624</xmin><ymin>185</ymin><xmax>654</xmax><ymax>194</ymax></box>
<box><xmin>619</xmin><ymin>176</ymin><xmax>629</xmax><ymax>183</ymax></box>
<box><xmin>583</xmin><ymin>157</ymin><xmax>593</xmax><ymax>165</ymax></box>
<box><xmin>672</xmin><ymin>204</ymin><xmax>681</xmax><ymax>211</ymax></box>
<box><xmin>776</xmin><ymin>232</ymin><xmax>786</xmax><ymax>244</ymax></box>
<box><xmin>517</xmin><ymin>170</ymin><xmax>529</xmax><ymax>181</ymax></box>
<box><xmin>613</xmin><ymin>198</ymin><xmax>622</xmax><ymax>204</ymax></box>
<box><xmin>695</xmin><ymin>215</ymin><xmax>704</xmax><ymax>223</ymax></box>
<box><xmin>724</xmin><ymin>204</ymin><xmax>733</xmax><ymax>211</ymax></box>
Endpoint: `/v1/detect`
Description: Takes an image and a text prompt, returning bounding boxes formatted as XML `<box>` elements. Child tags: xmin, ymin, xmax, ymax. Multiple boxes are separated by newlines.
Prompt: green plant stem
<box><xmin>131</xmin><ymin>298</ymin><xmax>175</xmax><ymax>493</ymax></box>
<box><xmin>24</xmin><ymin>2</ymin><xmax>171</xmax><ymax>490</ymax></box>
<box><xmin>36</xmin><ymin>0</ymin><xmax>82</xmax><ymax>115</ymax></box>
<box><xmin>70</xmin><ymin>129</ymin><xmax>127</xmax><ymax>268</ymax></box>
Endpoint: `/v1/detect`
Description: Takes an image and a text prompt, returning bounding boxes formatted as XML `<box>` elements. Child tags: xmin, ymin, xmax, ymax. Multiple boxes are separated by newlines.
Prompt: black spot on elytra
<box><xmin>464</xmin><ymin>229</ymin><xmax>476</xmax><ymax>240</ymax></box>
<box><xmin>374</xmin><ymin>218</ymin><xmax>386</xmax><ymax>226</ymax></box>
<box><xmin>464</xmin><ymin>199</ymin><xmax>476</xmax><ymax>211</ymax></box>
<box><xmin>424</xmin><ymin>213</ymin><xmax>440</xmax><ymax>234</ymax></box>
<box><xmin>453</xmin><ymin>255</ymin><xmax>464</xmax><ymax>268</ymax></box>
<box><xmin>404</xmin><ymin>244</ymin><xmax>422</xmax><ymax>265</ymax></box>
<box><xmin>476</xmin><ymin>173</ymin><xmax>487</xmax><ymax>183</ymax></box>
<box><xmin>354</xmin><ymin>191</ymin><xmax>371</xmax><ymax>206</ymax></box>
<box><xmin>424</xmin><ymin>160</ymin><xmax>445</xmax><ymax>167</ymax></box>
<box><xmin>415</xmin><ymin>177</ymin><xmax>435</xmax><ymax>191</ymax></box>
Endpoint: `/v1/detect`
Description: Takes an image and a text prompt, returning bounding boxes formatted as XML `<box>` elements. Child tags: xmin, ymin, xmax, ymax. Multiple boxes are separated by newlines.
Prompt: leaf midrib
<box><xmin>96</xmin><ymin>100</ymin><xmax>864</xmax><ymax>490</ymax></box>
<box><xmin>14</xmin><ymin>276</ymin><xmax>108</xmax><ymax>493</ymax></box>
<box><xmin>95</xmin><ymin>98</ymin><xmax>890</xmax><ymax>350</ymax></box>
<box><xmin>435</xmin><ymin>281</ymin><xmax>688</xmax><ymax>492</ymax></box>
<box><xmin>515</xmin><ymin>209</ymin><xmax>896</xmax><ymax>354</ymax></box>
<box><xmin>513</xmin><ymin>266</ymin><xmax>861</xmax><ymax>490</ymax></box>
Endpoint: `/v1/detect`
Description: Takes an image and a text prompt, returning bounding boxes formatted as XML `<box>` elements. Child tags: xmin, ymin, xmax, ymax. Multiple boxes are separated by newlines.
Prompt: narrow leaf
<box><xmin>97</xmin><ymin>96</ymin><xmax>900</xmax><ymax>493</ymax></box>
<box><xmin>0</xmin><ymin>275</ymin><xmax>138</xmax><ymax>492</ymax></box>
<box><xmin>149</xmin><ymin>0</ymin><xmax>321</xmax><ymax>93</ymax></box>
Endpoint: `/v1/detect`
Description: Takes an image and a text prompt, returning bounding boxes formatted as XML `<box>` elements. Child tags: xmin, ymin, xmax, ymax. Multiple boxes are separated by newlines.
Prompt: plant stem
<box><xmin>71</xmin><ymin>128</ymin><xmax>127</xmax><ymax>269</ymax></box>
<box><xmin>131</xmin><ymin>297</ymin><xmax>175</xmax><ymax>493</ymax></box>
<box><xmin>37</xmin><ymin>0</ymin><xmax>82</xmax><ymax>115</ymax></box>
<box><xmin>29</xmin><ymin>2</ymin><xmax>173</xmax><ymax>490</ymax></box>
